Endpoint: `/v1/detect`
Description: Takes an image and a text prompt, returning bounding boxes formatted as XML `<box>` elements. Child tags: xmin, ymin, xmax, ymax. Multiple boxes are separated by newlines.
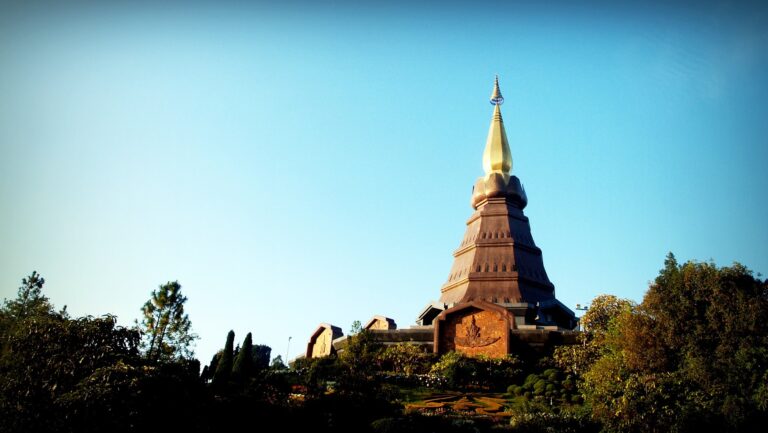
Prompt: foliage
<box><xmin>582</xmin><ymin>253</ymin><xmax>768</xmax><ymax>433</ymax></box>
<box><xmin>0</xmin><ymin>313</ymin><xmax>143</xmax><ymax>432</ymax></box>
<box><xmin>5</xmin><ymin>253</ymin><xmax>767</xmax><ymax>433</ymax></box>
<box><xmin>338</xmin><ymin>329</ymin><xmax>383</xmax><ymax>376</ymax></box>
<box><xmin>203</xmin><ymin>340</ymin><xmax>271</xmax><ymax>384</ymax></box>
<box><xmin>213</xmin><ymin>330</ymin><xmax>235</xmax><ymax>385</ymax></box>
<box><xmin>508</xmin><ymin>411</ymin><xmax>598</xmax><ymax>433</ymax></box>
<box><xmin>371</xmin><ymin>414</ymin><xmax>491</xmax><ymax>433</ymax></box>
<box><xmin>380</xmin><ymin>343</ymin><xmax>434</xmax><ymax>376</ymax></box>
<box><xmin>578</xmin><ymin>294</ymin><xmax>634</xmax><ymax>334</ymax></box>
<box><xmin>232</xmin><ymin>332</ymin><xmax>254</xmax><ymax>381</ymax></box>
<box><xmin>429</xmin><ymin>351</ymin><xmax>522</xmax><ymax>390</ymax></box>
<box><xmin>200</xmin><ymin>350</ymin><xmax>221</xmax><ymax>383</ymax></box>
<box><xmin>252</xmin><ymin>344</ymin><xmax>272</xmax><ymax>370</ymax></box>
<box><xmin>138</xmin><ymin>280</ymin><xmax>197</xmax><ymax>362</ymax></box>
<box><xmin>271</xmin><ymin>355</ymin><xmax>288</xmax><ymax>370</ymax></box>
<box><xmin>349</xmin><ymin>319</ymin><xmax>363</xmax><ymax>335</ymax></box>
<box><xmin>507</xmin><ymin>367</ymin><xmax>581</xmax><ymax>409</ymax></box>
<box><xmin>291</xmin><ymin>351</ymin><xmax>399</xmax><ymax>431</ymax></box>
<box><xmin>0</xmin><ymin>273</ymin><xmax>209</xmax><ymax>432</ymax></box>
<box><xmin>292</xmin><ymin>355</ymin><xmax>343</xmax><ymax>397</ymax></box>
<box><xmin>475</xmin><ymin>354</ymin><xmax>523</xmax><ymax>387</ymax></box>
<box><xmin>1</xmin><ymin>271</ymin><xmax>56</xmax><ymax>320</ymax></box>
<box><xmin>55</xmin><ymin>359</ymin><xmax>202</xmax><ymax>432</ymax></box>
<box><xmin>430</xmin><ymin>351</ymin><xmax>472</xmax><ymax>387</ymax></box>
<box><xmin>553</xmin><ymin>294</ymin><xmax>634</xmax><ymax>376</ymax></box>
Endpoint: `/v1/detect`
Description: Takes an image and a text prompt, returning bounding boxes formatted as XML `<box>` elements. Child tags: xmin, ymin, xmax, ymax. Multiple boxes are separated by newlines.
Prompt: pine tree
<box><xmin>138</xmin><ymin>280</ymin><xmax>197</xmax><ymax>362</ymax></box>
<box><xmin>232</xmin><ymin>332</ymin><xmax>254</xmax><ymax>381</ymax></box>
<box><xmin>271</xmin><ymin>355</ymin><xmax>287</xmax><ymax>370</ymax></box>
<box><xmin>3</xmin><ymin>271</ymin><xmax>55</xmax><ymax>320</ymax></box>
<box><xmin>213</xmin><ymin>330</ymin><xmax>235</xmax><ymax>385</ymax></box>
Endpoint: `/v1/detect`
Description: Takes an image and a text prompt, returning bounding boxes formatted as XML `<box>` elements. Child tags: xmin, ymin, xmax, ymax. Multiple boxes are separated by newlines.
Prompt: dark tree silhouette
<box><xmin>138</xmin><ymin>280</ymin><xmax>197</xmax><ymax>362</ymax></box>
<box><xmin>232</xmin><ymin>332</ymin><xmax>254</xmax><ymax>381</ymax></box>
<box><xmin>213</xmin><ymin>330</ymin><xmax>235</xmax><ymax>384</ymax></box>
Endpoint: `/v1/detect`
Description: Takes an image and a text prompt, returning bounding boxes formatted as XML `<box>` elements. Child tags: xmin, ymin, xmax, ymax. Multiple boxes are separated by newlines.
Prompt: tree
<box><xmin>2</xmin><ymin>271</ymin><xmax>56</xmax><ymax>320</ymax></box>
<box><xmin>0</xmin><ymin>273</ymin><xmax>209</xmax><ymax>433</ymax></box>
<box><xmin>232</xmin><ymin>332</ymin><xmax>254</xmax><ymax>381</ymax></box>
<box><xmin>349</xmin><ymin>320</ymin><xmax>363</xmax><ymax>335</ymax></box>
<box><xmin>0</xmin><ymin>314</ymin><xmax>142</xmax><ymax>432</ymax></box>
<box><xmin>582</xmin><ymin>254</ymin><xmax>768</xmax><ymax>433</ymax></box>
<box><xmin>553</xmin><ymin>294</ymin><xmax>634</xmax><ymax>376</ymax></box>
<box><xmin>138</xmin><ymin>280</ymin><xmax>197</xmax><ymax>362</ymax></box>
<box><xmin>338</xmin><ymin>329</ymin><xmax>382</xmax><ymax>377</ymax></box>
<box><xmin>381</xmin><ymin>343</ymin><xmax>433</xmax><ymax>376</ymax></box>
<box><xmin>252</xmin><ymin>344</ymin><xmax>272</xmax><ymax>370</ymax></box>
<box><xmin>213</xmin><ymin>330</ymin><xmax>235</xmax><ymax>384</ymax></box>
<box><xmin>270</xmin><ymin>355</ymin><xmax>287</xmax><ymax>370</ymax></box>
<box><xmin>201</xmin><ymin>351</ymin><xmax>221</xmax><ymax>383</ymax></box>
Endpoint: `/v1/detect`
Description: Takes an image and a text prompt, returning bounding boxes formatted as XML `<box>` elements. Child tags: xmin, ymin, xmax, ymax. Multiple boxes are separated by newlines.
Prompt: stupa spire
<box><xmin>482</xmin><ymin>76</ymin><xmax>512</xmax><ymax>177</ymax></box>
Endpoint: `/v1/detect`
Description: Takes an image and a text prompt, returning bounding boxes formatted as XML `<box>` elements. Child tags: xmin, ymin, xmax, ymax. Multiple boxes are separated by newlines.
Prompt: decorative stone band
<box><xmin>471</xmin><ymin>174</ymin><xmax>528</xmax><ymax>210</ymax></box>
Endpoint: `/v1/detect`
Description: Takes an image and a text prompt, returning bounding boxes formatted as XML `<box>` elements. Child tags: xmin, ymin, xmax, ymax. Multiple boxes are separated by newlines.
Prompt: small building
<box><xmin>305</xmin><ymin>323</ymin><xmax>343</xmax><ymax>358</ymax></box>
<box><xmin>364</xmin><ymin>315</ymin><xmax>397</xmax><ymax>331</ymax></box>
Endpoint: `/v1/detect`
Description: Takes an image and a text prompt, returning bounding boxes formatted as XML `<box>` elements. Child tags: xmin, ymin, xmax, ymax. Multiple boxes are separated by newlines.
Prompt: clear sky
<box><xmin>1</xmin><ymin>0</ymin><xmax>767</xmax><ymax>365</ymax></box>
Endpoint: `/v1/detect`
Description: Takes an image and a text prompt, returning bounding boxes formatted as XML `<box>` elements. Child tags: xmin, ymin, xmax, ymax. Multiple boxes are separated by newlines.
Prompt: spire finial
<box><xmin>482</xmin><ymin>75</ymin><xmax>512</xmax><ymax>176</ymax></box>
<box><xmin>490</xmin><ymin>74</ymin><xmax>504</xmax><ymax>105</ymax></box>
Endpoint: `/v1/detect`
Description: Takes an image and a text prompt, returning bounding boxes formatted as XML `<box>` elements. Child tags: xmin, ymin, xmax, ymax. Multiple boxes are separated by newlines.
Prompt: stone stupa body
<box><xmin>305</xmin><ymin>77</ymin><xmax>577</xmax><ymax>361</ymax></box>
<box><xmin>420</xmin><ymin>77</ymin><xmax>576</xmax><ymax>333</ymax></box>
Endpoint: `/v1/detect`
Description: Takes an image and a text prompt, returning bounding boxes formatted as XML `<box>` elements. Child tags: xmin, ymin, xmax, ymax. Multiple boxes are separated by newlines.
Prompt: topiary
<box><xmin>212</xmin><ymin>330</ymin><xmax>235</xmax><ymax>385</ymax></box>
<box><xmin>543</xmin><ymin>368</ymin><xmax>561</xmax><ymax>382</ymax></box>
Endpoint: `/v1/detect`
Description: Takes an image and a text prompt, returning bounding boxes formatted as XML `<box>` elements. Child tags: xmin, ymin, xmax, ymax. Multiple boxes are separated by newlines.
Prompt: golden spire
<box><xmin>483</xmin><ymin>75</ymin><xmax>512</xmax><ymax>177</ymax></box>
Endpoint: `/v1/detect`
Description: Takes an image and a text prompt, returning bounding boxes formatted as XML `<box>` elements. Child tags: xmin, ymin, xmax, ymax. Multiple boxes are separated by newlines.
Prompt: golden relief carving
<box><xmin>455</xmin><ymin>315</ymin><xmax>499</xmax><ymax>348</ymax></box>
<box><xmin>312</xmin><ymin>330</ymin><xmax>330</xmax><ymax>357</ymax></box>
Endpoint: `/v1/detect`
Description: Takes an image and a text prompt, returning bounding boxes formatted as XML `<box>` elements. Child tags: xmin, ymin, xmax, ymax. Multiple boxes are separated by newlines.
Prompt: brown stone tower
<box><xmin>421</xmin><ymin>77</ymin><xmax>576</xmax><ymax>330</ymax></box>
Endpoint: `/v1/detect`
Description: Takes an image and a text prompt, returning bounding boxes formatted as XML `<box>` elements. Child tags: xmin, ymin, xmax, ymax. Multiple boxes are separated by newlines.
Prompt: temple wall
<box><xmin>439</xmin><ymin>308</ymin><xmax>509</xmax><ymax>357</ymax></box>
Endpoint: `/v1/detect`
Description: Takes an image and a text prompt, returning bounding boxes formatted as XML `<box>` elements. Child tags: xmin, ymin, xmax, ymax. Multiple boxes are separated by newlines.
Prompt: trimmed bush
<box><xmin>213</xmin><ymin>330</ymin><xmax>235</xmax><ymax>385</ymax></box>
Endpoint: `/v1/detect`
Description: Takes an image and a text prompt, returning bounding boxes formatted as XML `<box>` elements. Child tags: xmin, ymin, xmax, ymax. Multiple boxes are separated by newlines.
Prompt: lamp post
<box><xmin>575</xmin><ymin>304</ymin><xmax>589</xmax><ymax>331</ymax></box>
<box><xmin>286</xmin><ymin>336</ymin><xmax>292</xmax><ymax>366</ymax></box>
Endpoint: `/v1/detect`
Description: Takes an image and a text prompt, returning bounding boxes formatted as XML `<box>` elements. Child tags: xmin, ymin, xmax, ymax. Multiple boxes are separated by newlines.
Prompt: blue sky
<box><xmin>1</xmin><ymin>1</ymin><xmax>767</xmax><ymax>364</ymax></box>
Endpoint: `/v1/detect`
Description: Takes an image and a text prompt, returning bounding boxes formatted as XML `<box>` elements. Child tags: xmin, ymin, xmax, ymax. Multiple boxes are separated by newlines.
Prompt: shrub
<box><xmin>213</xmin><ymin>330</ymin><xmax>235</xmax><ymax>385</ymax></box>
<box><xmin>381</xmin><ymin>344</ymin><xmax>433</xmax><ymax>376</ymax></box>
<box><xmin>524</xmin><ymin>373</ymin><xmax>539</xmax><ymax>387</ymax></box>
<box><xmin>562</xmin><ymin>377</ymin><xmax>575</xmax><ymax>391</ymax></box>
<box><xmin>509</xmin><ymin>411</ymin><xmax>598</xmax><ymax>433</ymax></box>
<box><xmin>543</xmin><ymin>368</ymin><xmax>561</xmax><ymax>382</ymax></box>
<box><xmin>371</xmin><ymin>417</ymin><xmax>414</xmax><ymax>433</ymax></box>
<box><xmin>429</xmin><ymin>352</ymin><xmax>476</xmax><ymax>388</ymax></box>
<box><xmin>338</xmin><ymin>330</ymin><xmax>383</xmax><ymax>376</ymax></box>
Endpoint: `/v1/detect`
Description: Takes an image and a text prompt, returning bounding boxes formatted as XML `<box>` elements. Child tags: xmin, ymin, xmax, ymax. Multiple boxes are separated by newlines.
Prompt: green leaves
<box><xmin>0</xmin><ymin>313</ymin><xmax>143</xmax><ymax>432</ymax></box>
<box><xmin>213</xmin><ymin>330</ymin><xmax>235</xmax><ymax>385</ymax></box>
<box><xmin>580</xmin><ymin>255</ymin><xmax>768</xmax><ymax>433</ymax></box>
<box><xmin>1</xmin><ymin>272</ymin><xmax>56</xmax><ymax>328</ymax></box>
<box><xmin>232</xmin><ymin>332</ymin><xmax>254</xmax><ymax>381</ymax></box>
<box><xmin>138</xmin><ymin>281</ymin><xmax>197</xmax><ymax>362</ymax></box>
<box><xmin>380</xmin><ymin>344</ymin><xmax>433</xmax><ymax>376</ymax></box>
